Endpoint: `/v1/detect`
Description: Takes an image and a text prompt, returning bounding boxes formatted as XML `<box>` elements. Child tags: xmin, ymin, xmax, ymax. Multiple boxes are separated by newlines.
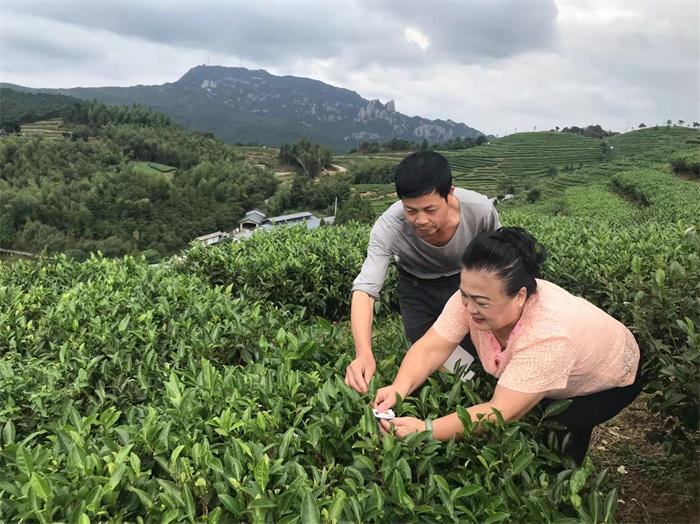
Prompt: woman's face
<box><xmin>459</xmin><ymin>268</ymin><xmax>526</xmax><ymax>334</ymax></box>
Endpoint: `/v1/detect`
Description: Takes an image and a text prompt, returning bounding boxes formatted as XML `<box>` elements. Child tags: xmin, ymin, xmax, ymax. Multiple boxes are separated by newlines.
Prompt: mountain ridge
<box><xmin>2</xmin><ymin>65</ymin><xmax>485</xmax><ymax>151</ymax></box>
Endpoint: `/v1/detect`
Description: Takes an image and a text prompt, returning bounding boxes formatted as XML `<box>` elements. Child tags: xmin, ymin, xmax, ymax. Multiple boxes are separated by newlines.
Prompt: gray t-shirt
<box><xmin>352</xmin><ymin>188</ymin><xmax>501</xmax><ymax>298</ymax></box>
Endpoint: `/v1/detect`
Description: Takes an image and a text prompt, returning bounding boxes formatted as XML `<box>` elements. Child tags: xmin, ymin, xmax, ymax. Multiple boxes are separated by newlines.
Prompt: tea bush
<box><xmin>0</xmin><ymin>253</ymin><xmax>616</xmax><ymax>521</ymax></box>
<box><xmin>182</xmin><ymin>170</ymin><xmax>699</xmax><ymax>455</ymax></box>
<box><xmin>670</xmin><ymin>149</ymin><xmax>700</xmax><ymax>178</ymax></box>
<box><xmin>610</xmin><ymin>166</ymin><xmax>700</xmax><ymax>222</ymax></box>
<box><xmin>0</xmin><ymin>254</ymin><xmax>302</xmax><ymax>438</ymax></box>
<box><xmin>180</xmin><ymin>224</ymin><xmax>399</xmax><ymax>320</ymax></box>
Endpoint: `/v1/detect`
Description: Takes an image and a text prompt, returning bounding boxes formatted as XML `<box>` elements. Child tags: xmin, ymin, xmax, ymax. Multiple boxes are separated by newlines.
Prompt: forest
<box><xmin>0</xmin><ymin>95</ymin><xmax>278</xmax><ymax>260</ymax></box>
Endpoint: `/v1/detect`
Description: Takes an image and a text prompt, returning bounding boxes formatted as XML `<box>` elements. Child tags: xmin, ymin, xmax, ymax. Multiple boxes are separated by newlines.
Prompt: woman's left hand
<box><xmin>379</xmin><ymin>417</ymin><xmax>426</xmax><ymax>438</ymax></box>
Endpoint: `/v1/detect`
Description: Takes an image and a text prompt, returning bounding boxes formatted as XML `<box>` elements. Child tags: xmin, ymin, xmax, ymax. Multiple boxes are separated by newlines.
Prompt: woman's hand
<box><xmin>379</xmin><ymin>417</ymin><xmax>426</xmax><ymax>438</ymax></box>
<box><xmin>373</xmin><ymin>384</ymin><xmax>403</xmax><ymax>412</ymax></box>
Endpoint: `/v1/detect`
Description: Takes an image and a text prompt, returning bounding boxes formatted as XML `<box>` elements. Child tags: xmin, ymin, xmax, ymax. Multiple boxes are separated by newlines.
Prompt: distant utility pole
<box><xmin>334</xmin><ymin>197</ymin><xmax>338</xmax><ymax>217</ymax></box>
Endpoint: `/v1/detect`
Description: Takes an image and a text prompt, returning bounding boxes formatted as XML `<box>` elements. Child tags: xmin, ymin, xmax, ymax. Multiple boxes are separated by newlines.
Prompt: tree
<box><xmin>336</xmin><ymin>194</ymin><xmax>376</xmax><ymax>225</ymax></box>
<box><xmin>278</xmin><ymin>138</ymin><xmax>333</xmax><ymax>180</ymax></box>
<box><xmin>351</xmin><ymin>161</ymin><xmax>396</xmax><ymax>184</ymax></box>
<box><xmin>693</xmin><ymin>122</ymin><xmax>700</xmax><ymax>128</ymax></box>
<box><xmin>638</xmin><ymin>123</ymin><xmax>646</xmax><ymax>128</ymax></box>
<box><xmin>358</xmin><ymin>141</ymin><xmax>381</xmax><ymax>154</ymax></box>
<box><xmin>546</xmin><ymin>166</ymin><xmax>558</xmax><ymax>177</ymax></box>
<box><xmin>381</xmin><ymin>138</ymin><xmax>414</xmax><ymax>151</ymax></box>
<box><xmin>476</xmin><ymin>135</ymin><xmax>487</xmax><ymax>146</ymax></box>
<box><xmin>666</xmin><ymin>119</ymin><xmax>673</xmax><ymax>128</ymax></box>
<box><xmin>678</xmin><ymin>120</ymin><xmax>685</xmax><ymax>127</ymax></box>
<box><xmin>498</xmin><ymin>178</ymin><xmax>515</xmax><ymax>195</ymax></box>
<box><xmin>526</xmin><ymin>188</ymin><xmax>541</xmax><ymax>203</ymax></box>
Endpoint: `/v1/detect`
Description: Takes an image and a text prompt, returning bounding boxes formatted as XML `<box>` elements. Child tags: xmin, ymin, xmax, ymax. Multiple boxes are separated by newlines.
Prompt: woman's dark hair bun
<box><xmin>495</xmin><ymin>227</ymin><xmax>547</xmax><ymax>278</ymax></box>
<box><xmin>461</xmin><ymin>226</ymin><xmax>548</xmax><ymax>297</ymax></box>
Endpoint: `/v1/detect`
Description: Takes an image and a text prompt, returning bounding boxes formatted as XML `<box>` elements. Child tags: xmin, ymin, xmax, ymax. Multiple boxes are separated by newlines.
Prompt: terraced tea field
<box><xmin>445</xmin><ymin>132</ymin><xmax>603</xmax><ymax>196</ymax></box>
<box><xmin>336</xmin><ymin>128</ymin><xmax>699</xmax><ymax>211</ymax></box>
<box><xmin>608</xmin><ymin>126</ymin><xmax>700</xmax><ymax>159</ymax></box>
<box><xmin>19</xmin><ymin>119</ymin><xmax>66</xmax><ymax>140</ymax></box>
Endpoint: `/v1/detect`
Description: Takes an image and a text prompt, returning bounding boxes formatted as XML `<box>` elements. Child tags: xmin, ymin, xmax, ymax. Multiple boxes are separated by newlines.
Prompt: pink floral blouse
<box><xmin>433</xmin><ymin>279</ymin><xmax>640</xmax><ymax>399</ymax></box>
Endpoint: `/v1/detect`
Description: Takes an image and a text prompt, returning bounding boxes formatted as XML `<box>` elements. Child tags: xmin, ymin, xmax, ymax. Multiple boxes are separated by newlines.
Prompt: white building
<box><xmin>194</xmin><ymin>231</ymin><xmax>230</xmax><ymax>246</ymax></box>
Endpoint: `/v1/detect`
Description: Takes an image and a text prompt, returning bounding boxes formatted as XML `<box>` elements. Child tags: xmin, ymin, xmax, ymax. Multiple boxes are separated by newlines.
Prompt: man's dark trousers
<box><xmin>396</xmin><ymin>266</ymin><xmax>476</xmax><ymax>357</ymax></box>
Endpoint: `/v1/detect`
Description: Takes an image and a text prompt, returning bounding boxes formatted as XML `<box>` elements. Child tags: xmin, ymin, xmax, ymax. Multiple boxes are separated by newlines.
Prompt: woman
<box><xmin>373</xmin><ymin>227</ymin><xmax>643</xmax><ymax>464</ymax></box>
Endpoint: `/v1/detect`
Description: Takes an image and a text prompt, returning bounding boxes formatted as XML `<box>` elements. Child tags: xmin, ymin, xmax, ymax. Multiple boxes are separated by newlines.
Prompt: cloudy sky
<box><xmin>1</xmin><ymin>0</ymin><xmax>698</xmax><ymax>136</ymax></box>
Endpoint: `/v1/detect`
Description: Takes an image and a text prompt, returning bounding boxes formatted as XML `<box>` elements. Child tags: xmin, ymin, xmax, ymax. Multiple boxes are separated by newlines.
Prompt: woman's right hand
<box><xmin>374</xmin><ymin>384</ymin><xmax>403</xmax><ymax>412</ymax></box>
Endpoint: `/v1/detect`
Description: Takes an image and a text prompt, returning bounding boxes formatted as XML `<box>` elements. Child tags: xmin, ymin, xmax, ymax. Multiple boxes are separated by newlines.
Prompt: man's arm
<box><xmin>351</xmin><ymin>290</ymin><xmax>375</xmax><ymax>359</ymax></box>
<box><xmin>345</xmin><ymin>291</ymin><xmax>377</xmax><ymax>394</ymax></box>
<box><xmin>346</xmin><ymin>217</ymin><xmax>394</xmax><ymax>394</ymax></box>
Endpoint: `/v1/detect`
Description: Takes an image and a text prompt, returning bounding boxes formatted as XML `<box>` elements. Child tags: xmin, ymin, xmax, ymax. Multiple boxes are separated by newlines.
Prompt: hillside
<box><xmin>1</xmin><ymin>117</ymin><xmax>698</xmax><ymax>521</ymax></box>
<box><xmin>331</xmin><ymin>127</ymin><xmax>700</xmax><ymax>211</ymax></box>
<box><xmin>0</xmin><ymin>98</ymin><xmax>278</xmax><ymax>259</ymax></box>
<box><xmin>0</xmin><ymin>88</ymin><xmax>80</xmax><ymax>131</ymax></box>
<box><xmin>2</xmin><ymin>66</ymin><xmax>484</xmax><ymax>151</ymax></box>
<box><xmin>608</xmin><ymin>126</ymin><xmax>700</xmax><ymax>159</ymax></box>
<box><xmin>4</xmin><ymin>155</ymin><xmax>695</xmax><ymax>521</ymax></box>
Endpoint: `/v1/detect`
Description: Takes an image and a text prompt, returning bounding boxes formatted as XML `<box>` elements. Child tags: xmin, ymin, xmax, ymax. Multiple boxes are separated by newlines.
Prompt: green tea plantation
<box><xmin>1</xmin><ymin>129</ymin><xmax>698</xmax><ymax>522</ymax></box>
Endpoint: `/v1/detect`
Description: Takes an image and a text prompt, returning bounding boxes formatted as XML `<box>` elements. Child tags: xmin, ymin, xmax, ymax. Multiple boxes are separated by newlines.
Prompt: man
<box><xmin>345</xmin><ymin>150</ymin><xmax>500</xmax><ymax>394</ymax></box>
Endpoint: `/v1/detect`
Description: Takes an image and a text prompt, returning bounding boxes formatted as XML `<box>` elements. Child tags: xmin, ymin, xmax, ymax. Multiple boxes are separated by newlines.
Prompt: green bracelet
<box><xmin>424</xmin><ymin>419</ymin><xmax>433</xmax><ymax>434</ymax></box>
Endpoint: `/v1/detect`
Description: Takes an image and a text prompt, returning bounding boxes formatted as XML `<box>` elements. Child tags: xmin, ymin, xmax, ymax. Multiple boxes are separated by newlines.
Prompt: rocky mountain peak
<box><xmin>355</xmin><ymin>98</ymin><xmax>397</xmax><ymax>123</ymax></box>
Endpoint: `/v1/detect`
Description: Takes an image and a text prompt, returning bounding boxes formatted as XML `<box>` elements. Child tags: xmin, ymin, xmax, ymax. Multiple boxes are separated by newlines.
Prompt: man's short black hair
<box><xmin>395</xmin><ymin>150</ymin><xmax>452</xmax><ymax>200</ymax></box>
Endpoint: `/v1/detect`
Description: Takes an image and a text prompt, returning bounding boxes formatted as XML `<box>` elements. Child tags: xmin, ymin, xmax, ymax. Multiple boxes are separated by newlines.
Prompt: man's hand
<box><xmin>373</xmin><ymin>384</ymin><xmax>403</xmax><ymax>412</ymax></box>
<box><xmin>379</xmin><ymin>417</ymin><xmax>426</xmax><ymax>438</ymax></box>
<box><xmin>345</xmin><ymin>355</ymin><xmax>376</xmax><ymax>394</ymax></box>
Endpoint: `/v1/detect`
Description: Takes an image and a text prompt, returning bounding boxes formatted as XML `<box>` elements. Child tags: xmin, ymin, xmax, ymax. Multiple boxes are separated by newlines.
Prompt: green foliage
<box><xmin>445</xmin><ymin>132</ymin><xmax>603</xmax><ymax>197</ymax></box>
<box><xmin>526</xmin><ymin>188</ymin><xmax>541</xmax><ymax>203</ymax></box>
<box><xmin>180</xmin><ymin>224</ymin><xmax>397</xmax><ymax>320</ymax></box>
<box><xmin>336</xmin><ymin>195</ymin><xmax>376</xmax><ymax>225</ymax></box>
<box><xmin>350</xmin><ymin>160</ymin><xmax>396</xmax><ymax>184</ymax></box>
<box><xmin>64</xmin><ymin>100</ymin><xmax>171</xmax><ymax>129</ymax></box>
<box><xmin>357</xmin><ymin>140</ymin><xmax>381</xmax><ymax>154</ymax></box>
<box><xmin>278</xmin><ymin>139</ymin><xmax>333</xmax><ymax>180</ymax></box>
<box><xmin>608</xmin><ymin>127</ymin><xmax>698</xmax><ymax>161</ymax></box>
<box><xmin>670</xmin><ymin>149</ymin><xmax>700</xmax><ymax>178</ymax></box>
<box><xmin>0</xmin><ymin>104</ymin><xmax>278</xmax><ymax>258</ymax></box>
<box><xmin>0</xmin><ymin>254</ymin><xmax>614</xmax><ymax>521</ymax></box>
<box><xmin>561</xmin><ymin>185</ymin><xmax>639</xmax><ymax>224</ymax></box>
<box><xmin>559</xmin><ymin>125</ymin><xmax>617</xmax><ymax>139</ymax></box>
<box><xmin>610</xmin><ymin>167</ymin><xmax>700</xmax><ymax>222</ymax></box>
<box><xmin>0</xmin><ymin>88</ymin><xmax>79</xmax><ymax>132</ymax></box>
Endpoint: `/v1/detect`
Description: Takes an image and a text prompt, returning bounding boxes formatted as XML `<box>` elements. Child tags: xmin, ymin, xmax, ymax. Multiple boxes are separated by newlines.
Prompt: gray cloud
<box><xmin>2</xmin><ymin>0</ymin><xmax>558</xmax><ymax>68</ymax></box>
<box><xmin>0</xmin><ymin>0</ymin><xmax>697</xmax><ymax>135</ymax></box>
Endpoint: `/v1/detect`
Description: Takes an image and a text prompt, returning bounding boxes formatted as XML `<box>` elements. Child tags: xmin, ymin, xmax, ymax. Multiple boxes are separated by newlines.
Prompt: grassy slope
<box><xmin>235</xmin><ymin>128</ymin><xmax>699</xmax><ymax>216</ymax></box>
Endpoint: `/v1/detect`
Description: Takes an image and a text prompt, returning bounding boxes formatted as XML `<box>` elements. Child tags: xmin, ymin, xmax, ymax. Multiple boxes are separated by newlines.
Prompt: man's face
<box><xmin>401</xmin><ymin>190</ymin><xmax>452</xmax><ymax>240</ymax></box>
